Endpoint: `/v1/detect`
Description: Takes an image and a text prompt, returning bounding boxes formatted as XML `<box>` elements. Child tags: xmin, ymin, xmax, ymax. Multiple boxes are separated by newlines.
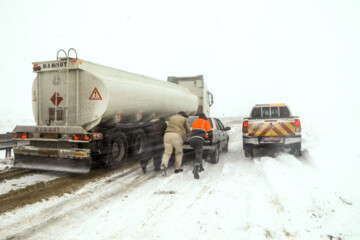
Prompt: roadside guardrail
<box><xmin>0</xmin><ymin>133</ymin><xmax>16</xmax><ymax>158</ymax></box>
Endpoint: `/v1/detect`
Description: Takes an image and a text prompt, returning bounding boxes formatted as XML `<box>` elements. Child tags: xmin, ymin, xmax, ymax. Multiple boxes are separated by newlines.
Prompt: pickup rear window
<box><xmin>251</xmin><ymin>106</ymin><xmax>290</xmax><ymax>118</ymax></box>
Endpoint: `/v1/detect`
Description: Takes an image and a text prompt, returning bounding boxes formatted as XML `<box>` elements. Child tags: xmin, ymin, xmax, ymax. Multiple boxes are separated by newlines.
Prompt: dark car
<box><xmin>183</xmin><ymin>116</ymin><xmax>231</xmax><ymax>163</ymax></box>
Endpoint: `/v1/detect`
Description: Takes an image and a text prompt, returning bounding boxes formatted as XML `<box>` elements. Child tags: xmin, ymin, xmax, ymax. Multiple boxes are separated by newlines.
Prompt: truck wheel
<box><xmin>210</xmin><ymin>144</ymin><xmax>220</xmax><ymax>164</ymax></box>
<box><xmin>109</xmin><ymin>133</ymin><xmax>128</xmax><ymax>167</ymax></box>
<box><xmin>130</xmin><ymin>129</ymin><xmax>146</xmax><ymax>159</ymax></box>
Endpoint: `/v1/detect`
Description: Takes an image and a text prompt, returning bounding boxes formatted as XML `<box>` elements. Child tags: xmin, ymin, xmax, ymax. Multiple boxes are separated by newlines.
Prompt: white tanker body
<box><xmin>13</xmin><ymin>49</ymin><xmax>213</xmax><ymax>173</ymax></box>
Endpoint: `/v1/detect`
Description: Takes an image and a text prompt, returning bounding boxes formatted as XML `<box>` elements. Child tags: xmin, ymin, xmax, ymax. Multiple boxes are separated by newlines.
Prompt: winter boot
<box><xmin>160</xmin><ymin>164</ymin><xmax>167</xmax><ymax>176</ymax></box>
<box><xmin>193</xmin><ymin>166</ymin><xmax>200</xmax><ymax>179</ymax></box>
<box><xmin>174</xmin><ymin>169</ymin><xmax>183</xmax><ymax>173</ymax></box>
<box><xmin>199</xmin><ymin>163</ymin><xmax>204</xmax><ymax>172</ymax></box>
<box><xmin>140</xmin><ymin>162</ymin><xmax>147</xmax><ymax>174</ymax></box>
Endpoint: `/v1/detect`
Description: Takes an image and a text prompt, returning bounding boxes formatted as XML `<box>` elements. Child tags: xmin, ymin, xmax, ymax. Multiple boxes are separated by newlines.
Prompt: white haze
<box><xmin>0</xmin><ymin>1</ymin><xmax>360</xmax><ymax>238</ymax></box>
<box><xmin>1</xmin><ymin>0</ymin><xmax>360</xmax><ymax>121</ymax></box>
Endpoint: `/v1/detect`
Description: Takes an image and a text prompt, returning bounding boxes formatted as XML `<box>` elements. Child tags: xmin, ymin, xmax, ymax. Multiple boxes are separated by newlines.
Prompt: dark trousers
<box><xmin>140</xmin><ymin>137</ymin><xmax>164</xmax><ymax>170</ymax></box>
<box><xmin>189</xmin><ymin>138</ymin><xmax>204</xmax><ymax>168</ymax></box>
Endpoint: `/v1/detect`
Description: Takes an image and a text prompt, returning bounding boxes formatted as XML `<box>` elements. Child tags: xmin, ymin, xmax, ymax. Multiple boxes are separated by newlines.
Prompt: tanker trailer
<box><xmin>12</xmin><ymin>49</ymin><xmax>213</xmax><ymax>173</ymax></box>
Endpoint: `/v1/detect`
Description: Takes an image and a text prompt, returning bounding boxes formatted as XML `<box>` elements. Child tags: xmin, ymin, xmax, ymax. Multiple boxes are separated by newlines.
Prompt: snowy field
<box><xmin>0</xmin><ymin>117</ymin><xmax>360</xmax><ymax>240</ymax></box>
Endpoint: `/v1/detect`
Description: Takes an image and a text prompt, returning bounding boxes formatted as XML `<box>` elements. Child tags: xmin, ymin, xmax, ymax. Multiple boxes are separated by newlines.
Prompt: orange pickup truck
<box><xmin>242</xmin><ymin>104</ymin><xmax>301</xmax><ymax>158</ymax></box>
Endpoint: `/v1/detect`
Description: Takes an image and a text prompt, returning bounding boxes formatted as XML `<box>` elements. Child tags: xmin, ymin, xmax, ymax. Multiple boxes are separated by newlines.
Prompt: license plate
<box><xmin>263</xmin><ymin>136</ymin><xmax>281</xmax><ymax>142</ymax></box>
<box><xmin>43</xmin><ymin>133</ymin><xmax>59</xmax><ymax>139</ymax></box>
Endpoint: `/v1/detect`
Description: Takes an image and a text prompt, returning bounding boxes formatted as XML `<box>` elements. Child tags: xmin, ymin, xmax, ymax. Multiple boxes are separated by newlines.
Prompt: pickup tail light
<box><xmin>295</xmin><ymin>119</ymin><xmax>301</xmax><ymax>132</ymax></box>
<box><xmin>242</xmin><ymin>121</ymin><xmax>248</xmax><ymax>133</ymax></box>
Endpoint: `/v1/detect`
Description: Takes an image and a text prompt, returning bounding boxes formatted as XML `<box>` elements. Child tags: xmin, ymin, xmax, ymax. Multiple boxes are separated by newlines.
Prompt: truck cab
<box><xmin>242</xmin><ymin>104</ymin><xmax>301</xmax><ymax>158</ymax></box>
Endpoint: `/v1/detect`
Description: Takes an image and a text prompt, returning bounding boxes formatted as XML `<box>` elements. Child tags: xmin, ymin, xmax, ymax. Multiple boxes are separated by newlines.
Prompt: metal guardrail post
<box><xmin>0</xmin><ymin>133</ymin><xmax>16</xmax><ymax>158</ymax></box>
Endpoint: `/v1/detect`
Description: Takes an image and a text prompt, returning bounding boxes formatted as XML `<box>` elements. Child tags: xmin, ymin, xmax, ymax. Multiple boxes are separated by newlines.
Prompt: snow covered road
<box><xmin>1</xmin><ymin>117</ymin><xmax>359</xmax><ymax>240</ymax></box>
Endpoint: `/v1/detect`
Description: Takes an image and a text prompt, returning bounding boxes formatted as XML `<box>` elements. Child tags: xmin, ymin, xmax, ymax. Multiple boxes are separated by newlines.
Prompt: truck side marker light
<box><xmin>92</xmin><ymin>133</ymin><xmax>103</xmax><ymax>140</ymax></box>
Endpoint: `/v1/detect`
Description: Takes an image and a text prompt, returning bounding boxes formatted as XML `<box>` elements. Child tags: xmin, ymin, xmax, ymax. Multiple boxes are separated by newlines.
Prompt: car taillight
<box><xmin>295</xmin><ymin>119</ymin><xmax>301</xmax><ymax>132</ymax></box>
<box><xmin>242</xmin><ymin>121</ymin><xmax>248</xmax><ymax>133</ymax></box>
<box><xmin>73</xmin><ymin>134</ymin><xmax>90</xmax><ymax>141</ymax></box>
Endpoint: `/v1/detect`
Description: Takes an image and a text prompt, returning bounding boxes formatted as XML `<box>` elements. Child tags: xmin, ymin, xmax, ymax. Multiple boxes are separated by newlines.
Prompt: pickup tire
<box><xmin>210</xmin><ymin>143</ymin><xmax>220</xmax><ymax>164</ymax></box>
<box><xmin>291</xmin><ymin>143</ymin><xmax>301</xmax><ymax>157</ymax></box>
<box><xmin>108</xmin><ymin>133</ymin><xmax>128</xmax><ymax>168</ymax></box>
<box><xmin>244</xmin><ymin>145</ymin><xmax>253</xmax><ymax>158</ymax></box>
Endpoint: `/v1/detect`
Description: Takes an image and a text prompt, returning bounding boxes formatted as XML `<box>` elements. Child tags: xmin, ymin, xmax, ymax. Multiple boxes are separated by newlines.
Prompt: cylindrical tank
<box><xmin>32</xmin><ymin>59</ymin><xmax>198</xmax><ymax>131</ymax></box>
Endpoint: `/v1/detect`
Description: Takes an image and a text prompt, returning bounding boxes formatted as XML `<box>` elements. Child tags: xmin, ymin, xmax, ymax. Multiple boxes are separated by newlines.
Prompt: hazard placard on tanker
<box><xmin>242</xmin><ymin>103</ymin><xmax>301</xmax><ymax>158</ymax></box>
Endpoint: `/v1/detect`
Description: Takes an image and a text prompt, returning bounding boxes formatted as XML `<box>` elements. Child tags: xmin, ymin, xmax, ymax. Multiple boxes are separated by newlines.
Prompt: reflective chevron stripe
<box><xmin>248</xmin><ymin>122</ymin><xmax>296</xmax><ymax>136</ymax></box>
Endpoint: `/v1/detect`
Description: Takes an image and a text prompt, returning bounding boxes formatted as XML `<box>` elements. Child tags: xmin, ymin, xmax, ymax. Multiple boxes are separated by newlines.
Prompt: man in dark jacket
<box><xmin>189</xmin><ymin>113</ymin><xmax>212</xmax><ymax>179</ymax></box>
<box><xmin>140</xmin><ymin>117</ymin><xmax>167</xmax><ymax>173</ymax></box>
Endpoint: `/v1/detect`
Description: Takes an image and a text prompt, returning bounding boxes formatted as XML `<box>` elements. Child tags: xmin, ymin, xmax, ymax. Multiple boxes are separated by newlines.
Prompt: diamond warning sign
<box><xmin>89</xmin><ymin>88</ymin><xmax>102</xmax><ymax>100</ymax></box>
<box><xmin>51</xmin><ymin>92</ymin><xmax>63</xmax><ymax>106</ymax></box>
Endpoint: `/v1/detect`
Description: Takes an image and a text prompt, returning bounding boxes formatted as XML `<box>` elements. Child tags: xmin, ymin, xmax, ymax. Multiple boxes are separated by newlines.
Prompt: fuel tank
<box><xmin>32</xmin><ymin>59</ymin><xmax>198</xmax><ymax>131</ymax></box>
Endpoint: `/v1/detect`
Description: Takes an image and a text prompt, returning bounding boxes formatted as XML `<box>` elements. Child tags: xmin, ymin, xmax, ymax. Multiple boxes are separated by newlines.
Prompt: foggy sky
<box><xmin>1</xmin><ymin>0</ymin><xmax>359</xmax><ymax>124</ymax></box>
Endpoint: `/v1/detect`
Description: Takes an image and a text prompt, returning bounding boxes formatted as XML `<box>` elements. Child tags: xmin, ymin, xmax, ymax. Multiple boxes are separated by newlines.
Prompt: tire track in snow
<box><xmin>0</xmin><ymin>165</ymin><xmax>157</xmax><ymax>240</ymax></box>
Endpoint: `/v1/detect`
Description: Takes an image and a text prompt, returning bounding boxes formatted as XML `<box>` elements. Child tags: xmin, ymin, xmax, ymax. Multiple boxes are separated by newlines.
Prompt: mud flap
<box><xmin>13</xmin><ymin>155</ymin><xmax>91</xmax><ymax>174</ymax></box>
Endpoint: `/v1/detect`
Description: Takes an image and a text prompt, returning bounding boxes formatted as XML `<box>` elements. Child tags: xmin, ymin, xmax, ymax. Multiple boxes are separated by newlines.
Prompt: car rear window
<box><xmin>251</xmin><ymin>106</ymin><xmax>290</xmax><ymax>118</ymax></box>
<box><xmin>188</xmin><ymin>116</ymin><xmax>213</xmax><ymax>128</ymax></box>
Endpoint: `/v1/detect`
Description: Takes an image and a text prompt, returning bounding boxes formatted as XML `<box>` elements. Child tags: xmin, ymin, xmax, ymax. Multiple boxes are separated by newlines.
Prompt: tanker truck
<box><xmin>12</xmin><ymin>49</ymin><xmax>214</xmax><ymax>173</ymax></box>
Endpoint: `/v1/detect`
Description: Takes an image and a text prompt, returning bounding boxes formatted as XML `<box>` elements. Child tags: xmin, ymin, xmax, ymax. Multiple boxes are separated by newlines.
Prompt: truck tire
<box><xmin>108</xmin><ymin>133</ymin><xmax>128</xmax><ymax>168</ymax></box>
<box><xmin>210</xmin><ymin>144</ymin><xmax>220</xmax><ymax>164</ymax></box>
<box><xmin>130</xmin><ymin>129</ymin><xmax>146</xmax><ymax>159</ymax></box>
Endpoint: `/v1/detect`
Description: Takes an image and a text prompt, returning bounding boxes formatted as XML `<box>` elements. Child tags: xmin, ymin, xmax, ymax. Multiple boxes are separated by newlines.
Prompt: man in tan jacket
<box><xmin>160</xmin><ymin>111</ymin><xmax>190</xmax><ymax>175</ymax></box>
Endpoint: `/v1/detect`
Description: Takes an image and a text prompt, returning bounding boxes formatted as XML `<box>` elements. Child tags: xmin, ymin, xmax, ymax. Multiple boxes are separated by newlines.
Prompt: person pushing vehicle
<box><xmin>189</xmin><ymin>113</ymin><xmax>212</xmax><ymax>179</ymax></box>
<box><xmin>160</xmin><ymin>111</ymin><xmax>190</xmax><ymax>176</ymax></box>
